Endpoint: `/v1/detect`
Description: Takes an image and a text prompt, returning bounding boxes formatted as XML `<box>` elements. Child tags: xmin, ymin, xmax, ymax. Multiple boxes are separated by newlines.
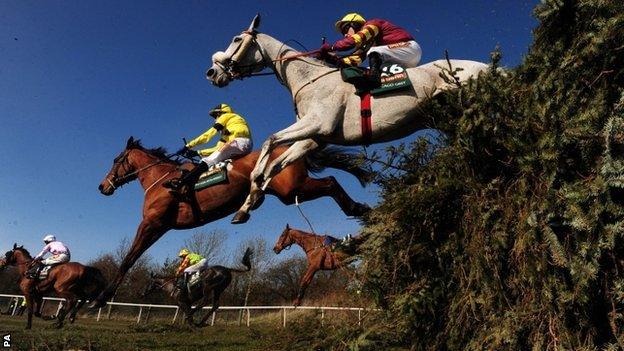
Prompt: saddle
<box><xmin>341</xmin><ymin>62</ymin><xmax>412</xmax><ymax>96</ymax></box>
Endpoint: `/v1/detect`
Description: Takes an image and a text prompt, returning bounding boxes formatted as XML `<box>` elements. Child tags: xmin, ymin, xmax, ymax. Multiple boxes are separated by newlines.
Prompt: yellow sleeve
<box><xmin>186</xmin><ymin>127</ymin><xmax>218</xmax><ymax>148</ymax></box>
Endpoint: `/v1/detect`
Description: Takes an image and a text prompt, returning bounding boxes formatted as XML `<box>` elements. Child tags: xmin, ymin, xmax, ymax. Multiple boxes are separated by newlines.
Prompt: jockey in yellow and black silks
<box><xmin>164</xmin><ymin>103</ymin><xmax>253</xmax><ymax>192</ymax></box>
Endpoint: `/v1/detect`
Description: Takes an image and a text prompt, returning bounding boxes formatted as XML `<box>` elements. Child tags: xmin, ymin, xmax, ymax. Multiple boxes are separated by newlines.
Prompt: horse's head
<box><xmin>3</xmin><ymin>243</ymin><xmax>27</xmax><ymax>267</ymax></box>
<box><xmin>206</xmin><ymin>14</ymin><xmax>266</xmax><ymax>87</ymax></box>
<box><xmin>273</xmin><ymin>224</ymin><xmax>294</xmax><ymax>254</ymax></box>
<box><xmin>99</xmin><ymin>137</ymin><xmax>140</xmax><ymax>196</ymax></box>
<box><xmin>141</xmin><ymin>272</ymin><xmax>166</xmax><ymax>297</ymax></box>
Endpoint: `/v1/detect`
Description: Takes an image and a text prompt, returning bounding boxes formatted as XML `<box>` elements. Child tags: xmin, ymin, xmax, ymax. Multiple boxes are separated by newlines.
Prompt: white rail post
<box><xmin>40</xmin><ymin>299</ymin><xmax>46</xmax><ymax>314</ymax></box>
<box><xmin>145</xmin><ymin>306</ymin><xmax>151</xmax><ymax>323</ymax></box>
<box><xmin>96</xmin><ymin>307</ymin><xmax>102</xmax><ymax>322</ymax></box>
<box><xmin>246</xmin><ymin>308</ymin><xmax>250</xmax><ymax>327</ymax></box>
<box><xmin>211</xmin><ymin>311</ymin><xmax>216</xmax><ymax>326</ymax></box>
<box><xmin>106</xmin><ymin>297</ymin><xmax>114</xmax><ymax>319</ymax></box>
<box><xmin>137</xmin><ymin>306</ymin><xmax>143</xmax><ymax>324</ymax></box>
<box><xmin>321</xmin><ymin>308</ymin><xmax>325</xmax><ymax>325</ymax></box>
<box><xmin>11</xmin><ymin>298</ymin><xmax>19</xmax><ymax>316</ymax></box>
<box><xmin>55</xmin><ymin>300</ymin><xmax>63</xmax><ymax>316</ymax></box>
<box><xmin>358</xmin><ymin>309</ymin><xmax>362</xmax><ymax>326</ymax></box>
<box><xmin>172</xmin><ymin>307</ymin><xmax>179</xmax><ymax>324</ymax></box>
<box><xmin>282</xmin><ymin>308</ymin><xmax>286</xmax><ymax>328</ymax></box>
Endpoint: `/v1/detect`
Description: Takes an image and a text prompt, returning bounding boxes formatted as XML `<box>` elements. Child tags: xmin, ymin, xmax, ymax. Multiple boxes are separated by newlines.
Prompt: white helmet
<box><xmin>43</xmin><ymin>234</ymin><xmax>56</xmax><ymax>243</ymax></box>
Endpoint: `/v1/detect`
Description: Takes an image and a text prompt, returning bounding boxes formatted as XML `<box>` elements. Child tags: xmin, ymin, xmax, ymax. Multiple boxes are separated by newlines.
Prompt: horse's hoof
<box><xmin>352</xmin><ymin>203</ymin><xmax>371</xmax><ymax>217</ymax></box>
<box><xmin>249</xmin><ymin>191</ymin><xmax>266</xmax><ymax>210</ymax></box>
<box><xmin>231</xmin><ymin>211</ymin><xmax>250</xmax><ymax>224</ymax></box>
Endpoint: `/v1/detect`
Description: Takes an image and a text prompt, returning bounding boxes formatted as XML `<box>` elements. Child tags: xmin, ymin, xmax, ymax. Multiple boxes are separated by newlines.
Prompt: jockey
<box><xmin>27</xmin><ymin>234</ymin><xmax>71</xmax><ymax>279</ymax></box>
<box><xmin>319</xmin><ymin>13</ymin><xmax>421</xmax><ymax>89</ymax></box>
<box><xmin>175</xmin><ymin>248</ymin><xmax>208</xmax><ymax>290</ymax></box>
<box><xmin>164</xmin><ymin>103</ymin><xmax>253</xmax><ymax>192</ymax></box>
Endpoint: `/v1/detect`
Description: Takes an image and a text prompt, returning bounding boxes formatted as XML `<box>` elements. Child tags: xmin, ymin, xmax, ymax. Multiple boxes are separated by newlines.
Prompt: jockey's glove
<box><xmin>176</xmin><ymin>146</ymin><xmax>189</xmax><ymax>155</ymax></box>
<box><xmin>186</xmin><ymin>149</ymin><xmax>200</xmax><ymax>158</ymax></box>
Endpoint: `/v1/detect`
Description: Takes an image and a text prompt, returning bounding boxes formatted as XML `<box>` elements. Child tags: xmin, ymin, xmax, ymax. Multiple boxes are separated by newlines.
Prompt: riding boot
<box><xmin>26</xmin><ymin>262</ymin><xmax>42</xmax><ymax>279</ymax></box>
<box><xmin>363</xmin><ymin>52</ymin><xmax>382</xmax><ymax>90</ymax></box>
<box><xmin>163</xmin><ymin>162</ymin><xmax>209</xmax><ymax>192</ymax></box>
<box><xmin>175</xmin><ymin>273</ymin><xmax>189</xmax><ymax>290</ymax></box>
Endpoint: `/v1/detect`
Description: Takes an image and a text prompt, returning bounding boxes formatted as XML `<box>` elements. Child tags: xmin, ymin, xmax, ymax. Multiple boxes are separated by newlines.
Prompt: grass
<box><xmin>0</xmin><ymin>308</ymin><xmax>397</xmax><ymax>351</ymax></box>
<box><xmin>0</xmin><ymin>314</ymin><xmax>279</xmax><ymax>351</ymax></box>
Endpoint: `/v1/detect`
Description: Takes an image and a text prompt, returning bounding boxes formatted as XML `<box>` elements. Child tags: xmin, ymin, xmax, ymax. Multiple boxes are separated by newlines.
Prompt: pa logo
<box><xmin>2</xmin><ymin>334</ymin><xmax>10</xmax><ymax>348</ymax></box>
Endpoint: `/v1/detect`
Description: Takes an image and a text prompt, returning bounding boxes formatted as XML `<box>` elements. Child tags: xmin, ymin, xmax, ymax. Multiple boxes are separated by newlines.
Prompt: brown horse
<box><xmin>91</xmin><ymin>137</ymin><xmax>369</xmax><ymax>307</ymax></box>
<box><xmin>273</xmin><ymin>225</ymin><xmax>363</xmax><ymax>306</ymax></box>
<box><xmin>0</xmin><ymin>244</ymin><xmax>107</xmax><ymax>329</ymax></box>
<box><xmin>142</xmin><ymin>247</ymin><xmax>252</xmax><ymax>327</ymax></box>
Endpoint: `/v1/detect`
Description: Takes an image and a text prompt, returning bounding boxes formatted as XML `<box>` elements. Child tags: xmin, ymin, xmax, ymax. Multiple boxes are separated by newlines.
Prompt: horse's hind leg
<box><xmin>197</xmin><ymin>286</ymin><xmax>224</xmax><ymax>327</ymax></box>
<box><xmin>69</xmin><ymin>299</ymin><xmax>86</xmax><ymax>323</ymax></box>
<box><xmin>289</xmin><ymin>176</ymin><xmax>370</xmax><ymax>217</ymax></box>
<box><xmin>54</xmin><ymin>296</ymin><xmax>77</xmax><ymax>328</ymax></box>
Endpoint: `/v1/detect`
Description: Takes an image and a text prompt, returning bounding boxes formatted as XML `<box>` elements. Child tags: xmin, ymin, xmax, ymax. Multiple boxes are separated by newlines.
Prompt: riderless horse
<box><xmin>273</xmin><ymin>225</ymin><xmax>362</xmax><ymax>306</ymax></box>
<box><xmin>142</xmin><ymin>248</ymin><xmax>252</xmax><ymax>327</ymax></box>
<box><xmin>91</xmin><ymin>137</ymin><xmax>369</xmax><ymax>308</ymax></box>
<box><xmin>206</xmin><ymin>14</ymin><xmax>490</xmax><ymax>223</ymax></box>
<box><xmin>1</xmin><ymin>244</ymin><xmax>107</xmax><ymax>329</ymax></box>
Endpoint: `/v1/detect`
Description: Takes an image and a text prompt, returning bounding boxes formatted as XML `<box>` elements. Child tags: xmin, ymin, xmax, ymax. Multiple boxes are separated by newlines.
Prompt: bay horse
<box><xmin>273</xmin><ymin>224</ymin><xmax>363</xmax><ymax>306</ymax></box>
<box><xmin>0</xmin><ymin>244</ymin><xmax>107</xmax><ymax>329</ymax></box>
<box><xmin>91</xmin><ymin>137</ymin><xmax>369</xmax><ymax>308</ymax></box>
<box><xmin>206</xmin><ymin>14</ymin><xmax>490</xmax><ymax>223</ymax></box>
<box><xmin>142</xmin><ymin>247</ymin><xmax>252</xmax><ymax>327</ymax></box>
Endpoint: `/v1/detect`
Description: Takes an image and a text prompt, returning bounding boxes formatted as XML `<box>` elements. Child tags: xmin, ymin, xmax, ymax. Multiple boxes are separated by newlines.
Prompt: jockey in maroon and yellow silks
<box><xmin>318</xmin><ymin>13</ymin><xmax>422</xmax><ymax>89</ymax></box>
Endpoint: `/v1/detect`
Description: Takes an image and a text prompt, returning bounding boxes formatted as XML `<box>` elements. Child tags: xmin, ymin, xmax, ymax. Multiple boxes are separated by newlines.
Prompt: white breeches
<box><xmin>368</xmin><ymin>40</ymin><xmax>422</xmax><ymax>68</ymax></box>
<box><xmin>183</xmin><ymin>258</ymin><xmax>208</xmax><ymax>274</ymax></box>
<box><xmin>42</xmin><ymin>253</ymin><xmax>70</xmax><ymax>266</ymax></box>
<box><xmin>202</xmin><ymin>138</ymin><xmax>253</xmax><ymax>167</ymax></box>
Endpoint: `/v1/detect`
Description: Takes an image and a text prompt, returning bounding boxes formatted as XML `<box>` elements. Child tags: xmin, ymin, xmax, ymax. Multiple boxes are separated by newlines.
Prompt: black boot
<box><xmin>176</xmin><ymin>273</ymin><xmax>189</xmax><ymax>290</ymax></box>
<box><xmin>163</xmin><ymin>162</ymin><xmax>209</xmax><ymax>192</ymax></box>
<box><xmin>363</xmin><ymin>52</ymin><xmax>382</xmax><ymax>90</ymax></box>
<box><xmin>26</xmin><ymin>262</ymin><xmax>42</xmax><ymax>279</ymax></box>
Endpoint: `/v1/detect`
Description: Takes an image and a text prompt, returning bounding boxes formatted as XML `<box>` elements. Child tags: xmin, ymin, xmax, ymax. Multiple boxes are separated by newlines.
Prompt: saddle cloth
<box><xmin>194</xmin><ymin>160</ymin><xmax>231</xmax><ymax>191</ymax></box>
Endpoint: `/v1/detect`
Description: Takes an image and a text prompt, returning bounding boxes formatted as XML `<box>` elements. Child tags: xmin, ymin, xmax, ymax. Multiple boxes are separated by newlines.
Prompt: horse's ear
<box><xmin>126</xmin><ymin>136</ymin><xmax>135</xmax><ymax>148</ymax></box>
<box><xmin>150</xmin><ymin>272</ymin><xmax>155</xmax><ymax>278</ymax></box>
<box><xmin>248</xmin><ymin>13</ymin><xmax>260</xmax><ymax>32</ymax></box>
<box><xmin>13</xmin><ymin>243</ymin><xmax>17</xmax><ymax>249</ymax></box>
<box><xmin>285</xmin><ymin>223</ymin><xmax>290</xmax><ymax>230</ymax></box>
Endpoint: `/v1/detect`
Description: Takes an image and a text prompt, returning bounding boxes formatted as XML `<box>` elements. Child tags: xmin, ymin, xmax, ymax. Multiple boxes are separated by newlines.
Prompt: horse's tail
<box><xmin>305</xmin><ymin>146</ymin><xmax>373</xmax><ymax>187</ymax></box>
<box><xmin>83</xmin><ymin>266</ymin><xmax>108</xmax><ymax>301</ymax></box>
<box><xmin>227</xmin><ymin>247</ymin><xmax>253</xmax><ymax>273</ymax></box>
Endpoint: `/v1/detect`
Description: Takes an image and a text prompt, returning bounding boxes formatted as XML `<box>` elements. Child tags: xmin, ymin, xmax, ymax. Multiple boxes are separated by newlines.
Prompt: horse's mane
<box><xmin>128</xmin><ymin>138</ymin><xmax>182</xmax><ymax>165</ymax></box>
<box><xmin>13</xmin><ymin>246</ymin><xmax>32</xmax><ymax>258</ymax></box>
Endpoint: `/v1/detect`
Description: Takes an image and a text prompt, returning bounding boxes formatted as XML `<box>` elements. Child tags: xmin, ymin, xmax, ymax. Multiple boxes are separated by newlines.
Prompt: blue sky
<box><xmin>0</xmin><ymin>0</ymin><xmax>539</xmax><ymax>264</ymax></box>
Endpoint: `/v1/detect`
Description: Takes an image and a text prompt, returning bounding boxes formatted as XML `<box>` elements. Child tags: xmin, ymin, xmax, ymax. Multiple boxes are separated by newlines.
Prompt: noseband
<box><xmin>220</xmin><ymin>31</ymin><xmax>281</xmax><ymax>82</ymax></box>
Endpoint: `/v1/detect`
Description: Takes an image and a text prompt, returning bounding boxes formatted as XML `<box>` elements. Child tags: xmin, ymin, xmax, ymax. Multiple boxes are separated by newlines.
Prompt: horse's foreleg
<box><xmin>24</xmin><ymin>294</ymin><xmax>34</xmax><ymax>329</ymax></box>
<box><xmin>294</xmin><ymin>267</ymin><xmax>318</xmax><ymax>307</ymax></box>
<box><xmin>233</xmin><ymin>123</ymin><xmax>322</xmax><ymax>224</ymax></box>
<box><xmin>261</xmin><ymin>139</ymin><xmax>319</xmax><ymax>191</ymax></box>
<box><xmin>91</xmin><ymin>221</ymin><xmax>168</xmax><ymax>308</ymax></box>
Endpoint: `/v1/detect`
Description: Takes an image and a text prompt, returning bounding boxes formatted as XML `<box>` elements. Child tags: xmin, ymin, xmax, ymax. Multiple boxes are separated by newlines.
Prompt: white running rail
<box><xmin>0</xmin><ymin>293</ymin><xmax>374</xmax><ymax>327</ymax></box>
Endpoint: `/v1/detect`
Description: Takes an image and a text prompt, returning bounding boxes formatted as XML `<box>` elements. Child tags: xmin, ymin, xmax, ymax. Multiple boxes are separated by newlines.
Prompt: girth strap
<box><xmin>360</xmin><ymin>92</ymin><xmax>372</xmax><ymax>146</ymax></box>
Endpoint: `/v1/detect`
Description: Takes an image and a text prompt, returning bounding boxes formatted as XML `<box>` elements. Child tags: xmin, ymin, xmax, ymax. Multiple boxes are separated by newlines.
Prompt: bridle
<box><xmin>218</xmin><ymin>30</ymin><xmax>280</xmax><ymax>82</ymax></box>
<box><xmin>105</xmin><ymin>149</ymin><xmax>170</xmax><ymax>190</ymax></box>
<box><xmin>276</xmin><ymin>231</ymin><xmax>293</xmax><ymax>252</ymax></box>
